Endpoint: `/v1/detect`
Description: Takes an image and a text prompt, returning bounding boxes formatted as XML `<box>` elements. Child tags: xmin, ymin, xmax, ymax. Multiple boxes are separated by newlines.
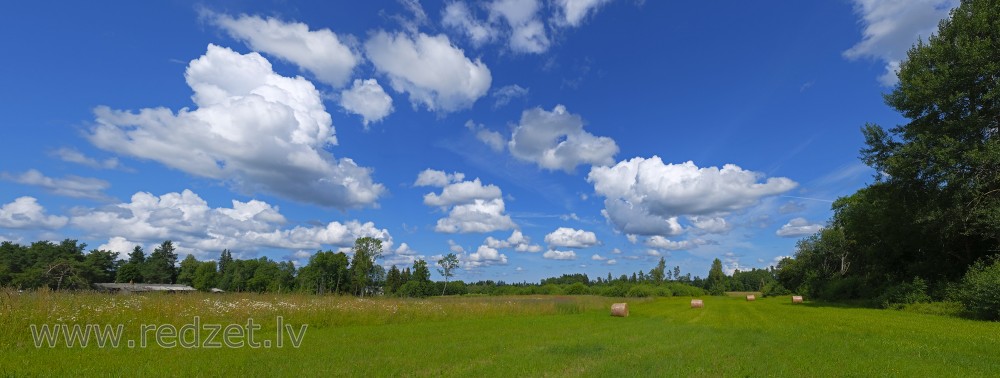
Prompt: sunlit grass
<box><xmin>1</xmin><ymin>290</ymin><xmax>997</xmax><ymax>376</ymax></box>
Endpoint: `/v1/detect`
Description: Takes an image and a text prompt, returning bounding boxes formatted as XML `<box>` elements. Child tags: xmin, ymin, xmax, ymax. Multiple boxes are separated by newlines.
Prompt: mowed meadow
<box><xmin>2</xmin><ymin>290</ymin><xmax>999</xmax><ymax>377</ymax></box>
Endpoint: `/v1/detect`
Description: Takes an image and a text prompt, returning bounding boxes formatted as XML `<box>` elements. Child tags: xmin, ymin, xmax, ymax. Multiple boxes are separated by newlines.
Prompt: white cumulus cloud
<box><xmin>645</xmin><ymin>236</ymin><xmax>707</xmax><ymax>251</ymax></box>
<box><xmin>424</xmin><ymin>178</ymin><xmax>502</xmax><ymax>207</ymax></box>
<box><xmin>422</xmin><ymin>173</ymin><xmax>516</xmax><ymax>234</ymax></box>
<box><xmin>211</xmin><ymin>13</ymin><xmax>360</xmax><ymax>87</ymax></box>
<box><xmin>689</xmin><ymin>216</ymin><xmax>732</xmax><ymax>234</ymax></box>
<box><xmin>588</xmin><ymin>156</ymin><xmax>796</xmax><ymax>236</ymax></box>
<box><xmin>339</xmin><ymin>79</ymin><xmax>394</xmax><ymax>127</ymax></box>
<box><xmin>365</xmin><ymin>31</ymin><xmax>492</xmax><ymax>112</ymax></box>
<box><xmin>508</xmin><ymin>105</ymin><xmax>619</xmax><ymax>173</ymax></box>
<box><xmin>843</xmin><ymin>0</ymin><xmax>958</xmax><ymax>86</ymax></box>
<box><xmin>489</xmin><ymin>0</ymin><xmax>550</xmax><ymax>53</ymax></box>
<box><xmin>776</xmin><ymin>218</ymin><xmax>824</xmax><ymax>238</ymax></box>
<box><xmin>552</xmin><ymin>0</ymin><xmax>613</xmax><ymax>27</ymax></box>
<box><xmin>544</xmin><ymin>227</ymin><xmax>599</xmax><ymax>248</ymax></box>
<box><xmin>0</xmin><ymin>197</ymin><xmax>68</xmax><ymax>230</ymax></box>
<box><xmin>97</xmin><ymin>236</ymin><xmax>142</xmax><ymax>254</ymax></box>
<box><xmin>414</xmin><ymin>169</ymin><xmax>466</xmax><ymax>187</ymax></box>
<box><xmin>442</xmin><ymin>1</ymin><xmax>499</xmax><ymax>47</ymax></box>
<box><xmin>543</xmin><ymin>249</ymin><xmax>577</xmax><ymax>260</ymax></box>
<box><xmin>87</xmin><ymin>44</ymin><xmax>384</xmax><ymax>209</ymax></box>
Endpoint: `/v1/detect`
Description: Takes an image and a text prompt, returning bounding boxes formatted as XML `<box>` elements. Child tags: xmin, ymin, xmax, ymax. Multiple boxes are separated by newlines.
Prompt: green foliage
<box><xmin>144</xmin><ymin>241</ymin><xmax>177</xmax><ymax>284</ymax></box>
<box><xmin>707</xmin><ymin>258</ymin><xmax>725</xmax><ymax>295</ymax></box>
<box><xmin>437</xmin><ymin>253</ymin><xmax>460</xmax><ymax>295</ymax></box>
<box><xmin>349</xmin><ymin>237</ymin><xmax>382</xmax><ymax>296</ymax></box>
<box><xmin>564</xmin><ymin>282</ymin><xmax>589</xmax><ymax>295</ymax></box>
<box><xmin>877</xmin><ymin>277</ymin><xmax>932</xmax><ymax>309</ymax></box>
<box><xmin>761</xmin><ymin>281</ymin><xmax>790</xmax><ymax>297</ymax></box>
<box><xmin>176</xmin><ymin>254</ymin><xmax>199</xmax><ymax>286</ymax></box>
<box><xmin>952</xmin><ymin>256</ymin><xmax>1000</xmax><ymax>320</ymax></box>
<box><xmin>191</xmin><ymin>261</ymin><xmax>217</xmax><ymax>291</ymax></box>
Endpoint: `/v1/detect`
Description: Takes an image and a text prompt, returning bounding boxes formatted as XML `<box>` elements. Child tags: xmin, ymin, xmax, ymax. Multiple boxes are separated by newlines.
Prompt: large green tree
<box><xmin>349</xmin><ymin>237</ymin><xmax>383</xmax><ymax>297</ymax></box>
<box><xmin>145</xmin><ymin>241</ymin><xmax>178</xmax><ymax>284</ymax></box>
<box><xmin>858</xmin><ymin>0</ymin><xmax>999</xmax><ymax>281</ymax></box>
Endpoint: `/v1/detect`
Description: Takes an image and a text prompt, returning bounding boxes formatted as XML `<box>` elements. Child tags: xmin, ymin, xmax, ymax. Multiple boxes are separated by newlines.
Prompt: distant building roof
<box><xmin>93</xmin><ymin>283</ymin><xmax>197</xmax><ymax>293</ymax></box>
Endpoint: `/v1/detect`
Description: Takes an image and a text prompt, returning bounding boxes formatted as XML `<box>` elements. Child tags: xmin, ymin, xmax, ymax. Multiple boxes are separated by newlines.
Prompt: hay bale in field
<box><xmin>792</xmin><ymin>295</ymin><xmax>803</xmax><ymax>304</ymax></box>
<box><xmin>691</xmin><ymin>299</ymin><xmax>704</xmax><ymax>308</ymax></box>
<box><xmin>746</xmin><ymin>294</ymin><xmax>756</xmax><ymax>301</ymax></box>
<box><xmin>611</xmin><ymin>303</ymin><xmax>629</xmax><ymax>317</ymax></box>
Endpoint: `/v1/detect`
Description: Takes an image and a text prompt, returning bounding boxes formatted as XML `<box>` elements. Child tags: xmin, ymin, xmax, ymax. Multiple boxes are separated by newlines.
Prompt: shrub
<box><xmin>564</xmin><ymin>282</ymin><xmax>589</xmax><ymax>295</ymax></box>
<box><xmin>626</xmin><ymin>285</ymin><xmax>653</xmax><ymax>298</ymax></box>
<box><xmin>601</xmin><ymin>284</ymin><xmax>628</xmax><ymax>297</ymax></box>
<box><xmin>953</xmin><ymin>256</ymin><xmax>1000</xmax><ymax>320</ymax></box>
<box><xmin>877</xmin><ymin>277</ymin><xmax>931</xmax><ymax>309</ymax></box>
<box><xmin>761</xmin><ymin>282</ymin><xmax>790</xmax><ymax>297</ymax></box>
<box><xmin>818</xmin><ymin>276</ymin><xmax>866</xmax><ymax>300</ymax></box>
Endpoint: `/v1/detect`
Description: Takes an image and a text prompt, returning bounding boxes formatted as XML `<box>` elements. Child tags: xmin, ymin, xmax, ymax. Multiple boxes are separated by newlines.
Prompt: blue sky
<box><xmin>0</xmin><ymin>0</ymin><xmax>956</xmax><ymax>282</ymax></box>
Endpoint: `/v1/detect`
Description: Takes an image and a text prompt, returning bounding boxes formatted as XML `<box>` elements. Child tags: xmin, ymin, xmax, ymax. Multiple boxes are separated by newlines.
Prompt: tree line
<box><xmin>1</xmin><ymin>237</ymin><xmax>710</xmax><ymax>298</ymax></box>
<box><xmin>771</xmin><ymin>0</ymin><xmax>1000</xmax><ymax>319</ymax></box>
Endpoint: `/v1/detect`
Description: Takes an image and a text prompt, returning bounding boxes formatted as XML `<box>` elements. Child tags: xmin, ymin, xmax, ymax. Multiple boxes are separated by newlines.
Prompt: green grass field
<box><xmin>2</xmin><ymin>290</ymin><xmax>998</xmax><ymax>377</ymax></box>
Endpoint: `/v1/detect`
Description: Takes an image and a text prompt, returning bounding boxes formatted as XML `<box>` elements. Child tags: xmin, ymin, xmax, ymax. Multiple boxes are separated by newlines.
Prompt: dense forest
<box><xmin>771</xmin><ymin>0</ymin><xmax>1000</xmax><ymax>319</ymax></box>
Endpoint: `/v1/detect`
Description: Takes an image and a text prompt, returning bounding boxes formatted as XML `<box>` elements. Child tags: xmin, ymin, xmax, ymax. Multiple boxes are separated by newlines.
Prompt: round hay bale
<box><xmin>746</xmin><ymin>294</ymin><xmax>756</xmax><ymax>301</ymax></box>
<box><xmin>690</xmin><ymin>299</ymin><xmax>704</xmax><ymax>308</ymax></box>
<box><xmin>792</xmin><ymin>295</ymin><xmax>803</xmax><ymax>304</ymax></box>
<box><xmin>610</xmin><ymin>302</ymin><xmax>629</xmax><ymax>317</ymax></box>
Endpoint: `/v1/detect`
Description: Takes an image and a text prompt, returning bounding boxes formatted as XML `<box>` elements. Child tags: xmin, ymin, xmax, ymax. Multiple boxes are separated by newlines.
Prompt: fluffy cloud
<box><xmin>509</xmin><ymin>105</ymin><xmax>619</xmax><ymax>173</ymax></box>
<box><xmin>435</xmin><ymin>199</ymin><xmax>516</xmax><ymax>233</ymax></box>
<box><xmin>68</xmin><ymin>189</ymin><xmax>392</xmax><ymax>259</ymax></box>
<box><xmin>0</xmin><ymin>197</ymin><xmax>68</xmax><ymax>230</ymax></box>
<box><xmin>543</xmin><ymin>249</ymin><xmax>577</xmax><ymax>260</ymax></box>
<box><xmin>484</xmin><ymin>229</ymin><xmax>542</xmax><ymax>252</ymax></box>
<box><xmin>466</xmin><ymin>244</ymin><xmax>508</xmax><ymax>268</ymax></box>
<box><xmin>591</xmin><ymin>253</ymin><xmax>606</xmax><ymax>261</ymax></box>
<box><xmin>489</xmin><ymin>0</ymin><xmax>550</xmax><ymax>53</ymax></box>
<box><xmin>365</xmin><ymin>31</ymin><xmax>491</xmax><ymax>112</ymax></box>
<box><xmin>588</xmin><ymin>156</ymin><xmax>796</xmax><ymax>236</ymax></box>
<box><xmin>414</xmin><ymin>169</ymin><xmax>466</xmax><ymax>187</ymax></box>
<box><xmin>422</xmin><ymin>173</ymin><xmax>516</xmax><ymax>233</ymax></box>
<box><xmin>423</xmin><ymin>178</ymin><xmax>502</xmax><ymax>207</ymax></box>
<box><xmin>689</xmin><ymin>216</ymin><xmax>732</xmax><ymax>234</ymax></box>
<box><xmin>51</xmin><ymin>148</ymin><xmax>122</xmax><ymax>170</ymax></box>
<box><xmin>465</xmin><ymin>120</ymin><xmax>506</xmax><ymax>152</ymax></box>
<box><xmin>211</xmin><ymin>13</ymin><xmax>360</xmax><ymax>87</ymax></box>
<box><xmin>4</xmin><ymin>170</ymin><xmax>110</xmax><ymax>201</ymax></box>
<box><xmin>645</xmin><ymin>236</ymin><xmax>707</xmax><ymax>251</ymax></box>
<box><xmin>552</xmin><ymin>0</ymin><xmax>613</xmax><ymax>27</ymax></box>
<box><xmin>442</xmin><ymin>1</ymin><xmax>498</xmax><ymax>47</ymax></box>
<box><xmin>87</xmin><ymin>45</ymin><xmax>384</xmax><ymax>209</ymax></box>
<box><xmin>492</xmin><ymin>84</ymin><xmax>529</xmax><ymax>108</ymax></box>
<box><xmin>339</xmin><ymin>79</ymin><xmax>394</xmax><ymax>127</ymax></box>
<box><xmin>776</xmin><ymin>218</ymin><xmax>823</xmax><ymax>237</ymax></box>
<box><xmin>544</xmin><ymin>227</ymin><xmax>599</xmax><ymax>248</ymax></box>
<box><xmin>97</xmin><ymin>236</ymin><xmax>141</xmax><ymax>254</ymax></box>
<box><xmin>843</xmin><ymin>0</ymin><xmax>958</xmax><ymax>86</ymax></box>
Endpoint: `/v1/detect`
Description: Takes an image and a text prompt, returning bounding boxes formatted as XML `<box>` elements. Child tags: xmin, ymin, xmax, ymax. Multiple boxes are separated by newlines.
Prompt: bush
<box><xmin>818</xmin><ymin>276</ymin><xmax>866</xmax><ymax>300</ymax></box>
<box><xmin>601</xmin><ymin>284</ymin><xmax>629</xmax><ymax>297</ymax></box>
<box><xmin>877</xmin><ymin>277</ymin><xmax>931</xmax><ymax>309</ymax></box>
<box><xmin>761</xmin><ymin>282</ymin><xmax>790</xmax><ymax>297</ymax></box>
<box><xmin>564</xmin><ymin>282</ymin><xmax>589</xmax><ymax>295</ymax></box>
<box><xmin>665</xmin><ymin>282</ymin><xmax>705</xmax><ymax>297</ymax></box>
<box><xmin>953</xmin><ymin>256</ymin><xmax>1000</xmax><ymax>320</ymax></box>
<box><xmin>626</xmin><ymin>285</ymin><xmax>653</xmax><ymax>298</ymax></box>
